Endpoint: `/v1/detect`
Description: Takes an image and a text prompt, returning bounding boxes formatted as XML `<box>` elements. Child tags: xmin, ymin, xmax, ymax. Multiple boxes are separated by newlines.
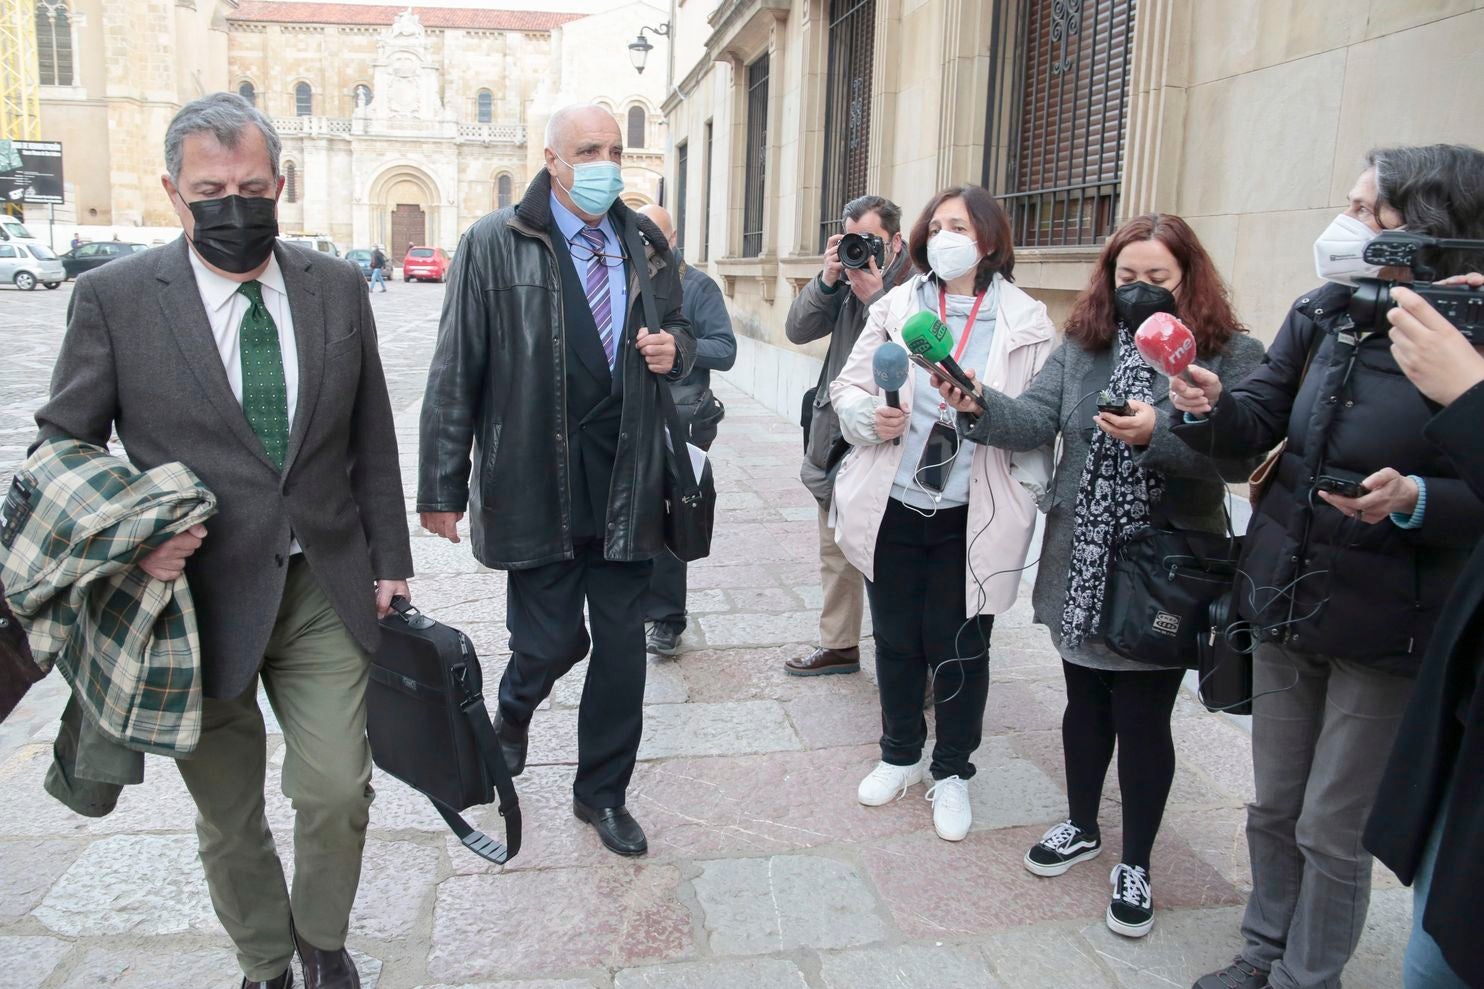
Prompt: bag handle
<box><xmin>619</xmin><ymin>220</ymin><xmax>701</xmax><ymax>500</ymax></box>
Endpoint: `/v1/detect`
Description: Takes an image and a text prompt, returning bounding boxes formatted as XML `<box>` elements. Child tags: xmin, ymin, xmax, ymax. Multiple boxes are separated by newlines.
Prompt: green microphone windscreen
<box><xmin>901</xmin><ymin>310</ymin><xmax>954</xmax><ymax>362</ymax></box>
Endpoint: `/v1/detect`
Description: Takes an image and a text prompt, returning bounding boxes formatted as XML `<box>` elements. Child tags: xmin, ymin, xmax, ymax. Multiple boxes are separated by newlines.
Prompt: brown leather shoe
<box><xmin>240</xmin><ymin>970</ymin><xmax>292</xmax><ymax>989</ymax></box>
<box><xmin>785</xmin><ymin>645</ymin><xmax>861</xmax><ymax>676</ymax></box>
<box><xmin>293</xmin><ymin>928</ymin><xmax>359</xmax><ymax>989</ymax></box>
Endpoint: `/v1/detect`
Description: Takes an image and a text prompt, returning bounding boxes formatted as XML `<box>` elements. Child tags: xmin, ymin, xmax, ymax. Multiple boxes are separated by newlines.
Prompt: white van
<box><xmin>281</xmin><ymin>236</ymin><xmax>343</xmax><ymax>257</ymax></box>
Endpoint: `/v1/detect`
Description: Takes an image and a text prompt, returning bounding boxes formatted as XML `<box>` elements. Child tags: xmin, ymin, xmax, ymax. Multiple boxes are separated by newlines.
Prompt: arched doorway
<box><xmin>368</xmin><ymin>165</ymin><xmax>441</xmax><ymax>258</ymax></box>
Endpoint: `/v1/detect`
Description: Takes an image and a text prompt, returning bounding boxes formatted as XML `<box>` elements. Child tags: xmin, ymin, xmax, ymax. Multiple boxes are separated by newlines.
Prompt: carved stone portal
<box><xmin>372</xmin><ymin>8</ymin><xmax>444</xmax><ymax>121</ymax></box>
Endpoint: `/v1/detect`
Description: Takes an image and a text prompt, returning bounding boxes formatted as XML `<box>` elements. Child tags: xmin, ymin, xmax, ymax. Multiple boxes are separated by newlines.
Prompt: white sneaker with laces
<box><xmin>925</xmin><ymin>775</ymin><xmax>972</xmax><ymax>841</ymax></box>
<box><xmin>857</xmin><ymin>759</ymin><xmax>925</xmax><ymax>806</ymax></box>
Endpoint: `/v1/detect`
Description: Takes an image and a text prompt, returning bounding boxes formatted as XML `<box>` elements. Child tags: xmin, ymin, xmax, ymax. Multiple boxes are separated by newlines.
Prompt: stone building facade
<box><xmin>661</xmin><ymin>0</ymin><xmax>1484</xmax><ymax>419</ymax></box>
<box><xmin>32</xmin><ymin>0</ymin><xmax>672</xmax><ymax>250</ymax></box>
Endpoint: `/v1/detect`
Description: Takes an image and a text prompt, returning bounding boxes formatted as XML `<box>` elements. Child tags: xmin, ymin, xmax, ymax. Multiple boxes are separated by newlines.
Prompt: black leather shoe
<box><xmin>493</xmin><ymin>712</ymin><xmax>528</xmax><ymax>776</ymax></box>
<box><xmin>293</xmin><ymin>928</ymin><xmax>359</xmax><ymax>989</ymax></box>
<box><xmin>573</xmin><ymin>799</ymin><xmax>648</xmax><ymax>856</ymax></box>
<box><xmin>646</xmin><ymin>622</ymin><xmax>682</xmax><ymax>657</ymax></box>
<box><xmin>241</xmin><ymin>970</ymin><xmax>292</xmax><ymax>989</ymax></box>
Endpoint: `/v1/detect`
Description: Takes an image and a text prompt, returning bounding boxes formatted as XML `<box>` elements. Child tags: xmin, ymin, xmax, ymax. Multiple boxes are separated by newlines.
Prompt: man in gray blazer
<box><xmin>34</xmin><ymin>92</ymin><xmax>412</xmax><ymax>989</ymax></box>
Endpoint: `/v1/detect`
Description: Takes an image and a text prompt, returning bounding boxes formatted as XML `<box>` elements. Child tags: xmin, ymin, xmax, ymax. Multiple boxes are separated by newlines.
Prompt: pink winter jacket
<box><xmin>828</xmin><ymin>274</ymin><xmax>1055</xmax><ymax>617</ymax></box>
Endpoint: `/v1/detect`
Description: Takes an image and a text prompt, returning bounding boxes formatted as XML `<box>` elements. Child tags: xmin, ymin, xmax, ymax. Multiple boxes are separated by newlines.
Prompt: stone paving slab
<box><xmin>692</xmin><ymin>854</ymin><xmax>888</xmax><ymax>954</ymax></box>
<box><xmin>427</xmin><ymin>867</ymin><xmax>694</xmax><ymax>981</ymax></box>
<box><xmin>613</xmin><ymin>958</ymin><xmax>810</xmax><ymax>989</ymax></box>
<box><xmin>0</xmin><ymin>285</ymin><xmax>1412</xmax><ymax>988</ymax></box>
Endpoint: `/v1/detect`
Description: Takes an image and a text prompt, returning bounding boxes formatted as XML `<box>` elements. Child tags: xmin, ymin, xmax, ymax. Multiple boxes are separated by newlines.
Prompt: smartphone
<box><xmin>1096</xmin><ymin>390</ymin><xmax>1131</xmax><ymax>416</ymax></box>
<box><xmin>1315</xmin><ymin>474</ymin><xmax>1370</xmax><ymax>499</ymax></box>
<box><xmin>909</xmin><ymin>353</ymin><xmax>941</xmax><ymax>378</ymax></box>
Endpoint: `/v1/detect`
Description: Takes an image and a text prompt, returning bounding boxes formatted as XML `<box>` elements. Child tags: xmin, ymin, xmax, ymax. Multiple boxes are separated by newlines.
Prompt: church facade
<box><xmin>33</xmin><ymin>1</ymin><xmax>670</xmax><ymax>252</ymax></box>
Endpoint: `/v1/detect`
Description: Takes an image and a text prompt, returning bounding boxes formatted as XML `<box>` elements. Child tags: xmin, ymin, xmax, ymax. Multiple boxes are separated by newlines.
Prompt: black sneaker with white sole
<box><xmin>1107</xmin><ymin>863</ymin><xmax>1154</xmax><ymax>938</ymax></box>
<box><xmin>1024</xmin><ymin>819</ymin><xmax>1102</xmax><ymax>877</ymax></box>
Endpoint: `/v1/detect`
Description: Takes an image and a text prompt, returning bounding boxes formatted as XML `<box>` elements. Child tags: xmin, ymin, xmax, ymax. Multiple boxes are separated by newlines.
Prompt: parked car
<box><xmin>0</xmin><ymin>218</ymin><xmax>38</xmax><ymax>242</ymax></box>
<box><xmin>0</xmin><ymin>241</ymin><xmax>65</xmax><ymax>290</ymax></box>
<box><xmin>345</xmin><ymin>248</ymin><xmax>374</xmax><ymax>279</ymax></box>
<box><xmin>60</xmin><ymin>241</ymin><xmax>148</xmax><ymax>279</ymax></box>
<box><xmin>281</xmin><ymin>236</ymin><xmax>343</xmax><ymax>257</ymax></box>
<box><xmin>402</xmin><ymin>246</ymin><xmax>450</xmax><ymax>282</ymax></box>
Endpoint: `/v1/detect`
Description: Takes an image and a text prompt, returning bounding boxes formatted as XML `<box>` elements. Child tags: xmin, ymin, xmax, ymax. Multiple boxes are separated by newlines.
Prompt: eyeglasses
<box><xmin>567</xmin><ymin>235</ymin><xmax>630</xmax><ymax>268</ymax></box>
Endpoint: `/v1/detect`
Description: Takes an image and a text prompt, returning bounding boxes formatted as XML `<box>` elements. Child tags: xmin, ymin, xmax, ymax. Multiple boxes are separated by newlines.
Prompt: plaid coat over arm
<box><xmin>0</xmin><ymin>438</ymin><xmax>217</xmax><ymax>756</ymax></box>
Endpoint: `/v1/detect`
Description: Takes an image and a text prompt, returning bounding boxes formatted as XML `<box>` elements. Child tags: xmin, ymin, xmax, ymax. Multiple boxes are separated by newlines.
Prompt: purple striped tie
<box><xmin>578</xmin><ymin>226</ymin><xmax>615</xmax><ymax>368</ymax></box>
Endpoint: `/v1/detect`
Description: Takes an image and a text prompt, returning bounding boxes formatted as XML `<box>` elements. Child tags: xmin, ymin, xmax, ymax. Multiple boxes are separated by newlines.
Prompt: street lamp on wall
<box><xmin>627</xmin><ymin>22</ymin><xmax>670</xmax><ymax>74</ymax></box>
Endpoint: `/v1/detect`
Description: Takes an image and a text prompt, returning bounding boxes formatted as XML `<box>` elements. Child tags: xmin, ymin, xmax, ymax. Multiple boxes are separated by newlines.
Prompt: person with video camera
<box><xmin>1364</xmin><ymin>272</ymin><xmax>1484</xmax><ymax>989</ymax></box>
<box><xmin>1169</xmin><ymin>144</ymin><xmax>1484</xmax><ymax>989</ymax></box>
<box><xmin>785</xmin><ymin>195</ymin><xmax>910</xmax><ymax>677</ymax></box>
<box><xmin>829</xmin><ymin>185</ymin><xmax>1054</xmax><ymax>842</ymax></box>
<box><xmin>933</xmin><ymin>213</ymin><xmax>1264</xmax><ymax>939</ymax></box>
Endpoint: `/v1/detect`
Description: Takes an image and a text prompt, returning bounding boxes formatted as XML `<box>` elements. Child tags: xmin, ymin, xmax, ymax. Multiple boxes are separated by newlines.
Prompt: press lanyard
<box><xmin>939</xmin><ymin>287</ymin><xmax>989</xmax><ymax>360</ymax></box>
<box><xmin>934</xmin><ymin>287</ymin><xmax>989</xmax><ymax>423</ymax></box>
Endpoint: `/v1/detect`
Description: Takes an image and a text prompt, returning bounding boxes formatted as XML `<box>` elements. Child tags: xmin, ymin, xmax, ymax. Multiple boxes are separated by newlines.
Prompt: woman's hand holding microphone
<box><xmin>1168</xmin><ymin>365</ymin><xmax>1224</xmax><ymax>416</ymax></box>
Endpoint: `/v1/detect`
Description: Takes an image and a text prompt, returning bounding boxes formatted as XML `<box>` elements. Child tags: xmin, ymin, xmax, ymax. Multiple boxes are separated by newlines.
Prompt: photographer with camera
<box><xmin>785</xmin><ymin>195</ymin><xmax>910</xmax><ymax>677</ymax></box>
<box><xmin>1169</xmin><ymin>144</ymin><xmax>1484</xmax><ymax>989</ymax></box>
<box><xmin>1365</xmin><ymin>272</ymin><xmax>1484</xmax><ymax>989</ymax></box>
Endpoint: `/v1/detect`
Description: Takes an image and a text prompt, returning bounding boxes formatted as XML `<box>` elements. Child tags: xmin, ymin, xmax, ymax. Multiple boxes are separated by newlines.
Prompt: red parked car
<box><xmin>402</xmin><ymin>246</ymin><xmax>450</xmax><ymax>282</ymax></box>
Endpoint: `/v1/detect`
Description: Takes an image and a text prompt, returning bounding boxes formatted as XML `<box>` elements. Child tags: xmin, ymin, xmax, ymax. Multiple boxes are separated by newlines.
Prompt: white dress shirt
<box><xmin>186</xmin><ymin>245</ymin><xmax>299</xmax><ymax>424</ymax></box>
<box><xmin>186</xmin><ymin>244</ymin><xmax>302</xmax><ymax>553</ymax></box>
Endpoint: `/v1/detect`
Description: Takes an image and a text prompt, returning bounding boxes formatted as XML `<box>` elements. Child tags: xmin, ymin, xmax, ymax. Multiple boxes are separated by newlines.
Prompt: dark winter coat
<box><xmin>789</xmin><ymin>251</ymin><xmax>910</xmax><ymax>503</ymax></box>
<box><xmin>416</xmin><ymin>171</ymin><xmax>696</xmax><ymax>569</ymax></box>
<box><xmin>1365</xmin><ymin>380</ymin><xmax>1484</xmax><ymax>987</ymax></box>
<box><xmin>1172</xmin><ymin>282</ymin><xmax>1484</xmax><ymax>674</ymax></box>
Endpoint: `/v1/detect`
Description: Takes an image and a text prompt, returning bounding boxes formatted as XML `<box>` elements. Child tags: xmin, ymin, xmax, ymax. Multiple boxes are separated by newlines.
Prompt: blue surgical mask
<box><xmin>555</xmin><ymin>154</ymin><xmax>624</xmax><ymax>216</ymax></box>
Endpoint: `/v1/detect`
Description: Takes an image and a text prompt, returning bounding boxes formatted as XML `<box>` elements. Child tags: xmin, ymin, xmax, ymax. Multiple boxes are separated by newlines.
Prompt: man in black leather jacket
<box><xmin>417</xmin><ymin>104</ymin><xmax>695</xmax><ymax>857</ymax></box>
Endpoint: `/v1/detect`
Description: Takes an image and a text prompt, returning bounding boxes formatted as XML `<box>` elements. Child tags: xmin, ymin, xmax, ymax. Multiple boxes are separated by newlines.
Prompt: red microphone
<box><xmin>1134</xmin><ymin>312</ymin><xmax>1197</xmax><ymax>381</ymax></box>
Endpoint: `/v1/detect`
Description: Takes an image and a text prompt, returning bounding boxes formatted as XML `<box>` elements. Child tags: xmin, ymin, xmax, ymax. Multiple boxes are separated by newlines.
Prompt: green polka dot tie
<box><xmin>236</xmin><ymin>280</ymin><xmax>290</xmax><ymax>471</ymax></box>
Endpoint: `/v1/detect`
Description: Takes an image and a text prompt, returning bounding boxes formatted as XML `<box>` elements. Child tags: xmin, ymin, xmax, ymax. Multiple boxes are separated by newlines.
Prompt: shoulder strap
<box><xmin>437</xmin><ymin>657</ymin><xmax>522</xmax><ymax>863</ymax></box>
<box><xmin>619</xmin><ymin>222</ymin><xmax>701</xmax><ymax>498</ymax></box>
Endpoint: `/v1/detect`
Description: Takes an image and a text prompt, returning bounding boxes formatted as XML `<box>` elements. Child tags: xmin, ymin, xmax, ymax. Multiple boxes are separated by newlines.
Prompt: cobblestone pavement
<box><xmin>0</xmin><ymin>279</ymin><xmax>1409</xmax><ymax>988</ymax></box>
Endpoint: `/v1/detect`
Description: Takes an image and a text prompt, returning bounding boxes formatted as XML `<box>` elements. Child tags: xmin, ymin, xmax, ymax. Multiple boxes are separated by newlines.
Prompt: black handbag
<box><xmin>0</xmin><ymin>576</ymin><xmax>42</xmax><ymax>724</ymax></box>
<box><xmin>658</xmin><ymin>378</ymin><xmax>717</xmax><ymax>562</ymax></box>
<box><xmin>367</xmin><ymin>598</ymin><xmax>521</xmax><ymax>864</ymax></box>
<box><xmin>1101</xmin><ymin>524</ymin><xmax>1241</xmax><ymax>670</ymax></box>
<box><xmin>625</xmin><ymin>222</ymin><xmax>716</xmax><ymax>563</ymax></box>
<box><xmin>1196</xmin><ymin>589</ymin><xmax>1255</xmax><ymax>714</ymax></box>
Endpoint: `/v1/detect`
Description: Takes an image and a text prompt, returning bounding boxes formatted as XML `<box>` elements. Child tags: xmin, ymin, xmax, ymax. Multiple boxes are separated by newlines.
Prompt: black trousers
<box><xmin>641</xmin><ymin>550</ymin><xmax>688</xmax><ymax>631</ymax></box>
<box><xmin>864</xmin><ymin>499</ymin><xmax>992</xmax><ymax>781</ymax></box>
<box><xmin>1061</xmin><ymin>659</ymin><xmax>1186</xmax><ymax>870</ymax></box>
<box><xmin>496</xmin><ymin>541</ymin><xmax>653</xmax><ymax>807</ymax></box>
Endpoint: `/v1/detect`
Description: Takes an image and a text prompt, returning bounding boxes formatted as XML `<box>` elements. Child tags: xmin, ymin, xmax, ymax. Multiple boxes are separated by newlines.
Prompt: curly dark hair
<box><xmin>1063</xmin><ymin>213</ymin><xmax>1245</xmax><ymax>357</ymax></box>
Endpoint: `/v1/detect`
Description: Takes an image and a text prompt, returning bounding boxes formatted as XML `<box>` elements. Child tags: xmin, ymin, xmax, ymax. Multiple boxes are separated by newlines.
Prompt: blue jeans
<box><xmin>369</xmin><ymin>267</ymin><xmax>385</xmax><ymax>290</ymax></box>
<box><xmin>1404</xmin><ymin>791</ymin><xmax>1469</xmax><ymax>989</ymax></box>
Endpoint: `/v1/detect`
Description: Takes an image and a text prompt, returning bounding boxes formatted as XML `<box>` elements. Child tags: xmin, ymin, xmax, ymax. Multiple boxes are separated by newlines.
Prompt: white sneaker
<box><xmin>925</xmin><ymin>775</ymin><xmax>972</xmax><ymax>841</ymax></box>
<box><xmin>857</xmin><ymin>759</ymin><xmax>925</xmax><ymax>806</ymax></box>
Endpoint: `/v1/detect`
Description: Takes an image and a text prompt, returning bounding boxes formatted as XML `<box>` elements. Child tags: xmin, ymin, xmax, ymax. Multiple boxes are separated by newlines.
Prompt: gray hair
<box><xmin>165</xmin><ymin>92</ymin><xmax>282</xmax><ymax>183</ymax></box>
<box><xmin>843</xmin><ymin>194</ymin><xmax>902</xmax><ymax>237</ymax></box>
<box><xmin>544</xmin><ymin>103</ymin><xmax>617</xmax><ymax>152</ymax></box>
<box><xmin>1366</xmin><ymin>143</ymin><xmax>1484</xmax><ymax>275</ymax></box>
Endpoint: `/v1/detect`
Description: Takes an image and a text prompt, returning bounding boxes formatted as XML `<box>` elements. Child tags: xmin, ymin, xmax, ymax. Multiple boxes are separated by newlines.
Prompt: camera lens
<box><xmin>839</xmin><ymin>234</ymin><xmax>869</xmax><ymax>270</ymax></box>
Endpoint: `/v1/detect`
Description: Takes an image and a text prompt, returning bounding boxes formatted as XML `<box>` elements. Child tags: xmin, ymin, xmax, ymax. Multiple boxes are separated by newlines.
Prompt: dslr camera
<box><xmin>838</xmin><ymin>232</ymin><xmax>885</xmax><ymax>271</ymax></box>
<box><xmin>1350</xmin><ymin>230</ymin><xmax>1484</xmax><ymax>340</ymax></box>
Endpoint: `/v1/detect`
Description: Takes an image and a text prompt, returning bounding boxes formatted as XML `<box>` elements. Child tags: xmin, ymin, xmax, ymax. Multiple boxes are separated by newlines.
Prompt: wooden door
<box><xmin>390</xmin><ymin>204</ymin><xmax>426</xmax><ymax>261</ymax></box>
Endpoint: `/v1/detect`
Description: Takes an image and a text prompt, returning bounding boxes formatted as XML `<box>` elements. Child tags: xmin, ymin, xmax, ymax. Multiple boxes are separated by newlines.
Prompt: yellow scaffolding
<box><xmin>0</xmin><ymin>0</ymin><xmax>41</xmax><ymax>142</ymax></box>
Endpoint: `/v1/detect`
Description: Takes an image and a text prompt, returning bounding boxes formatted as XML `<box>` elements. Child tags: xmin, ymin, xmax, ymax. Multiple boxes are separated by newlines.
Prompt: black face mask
<box><xmin>182</xmin><ymin>193</ymin><xmax>278</xmax><ymax>274</ymax></box>
<box><xmin>1113</xmin><ymin>281</ymin><xmax>1178</xmax><ymax>329</ymax></box>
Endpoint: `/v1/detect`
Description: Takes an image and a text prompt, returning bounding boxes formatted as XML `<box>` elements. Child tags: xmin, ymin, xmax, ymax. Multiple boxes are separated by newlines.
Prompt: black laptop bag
<box><xmin>367</xmin><ymin>598</ymin><xmax>521</xmax><ymax>864</ymax></box>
